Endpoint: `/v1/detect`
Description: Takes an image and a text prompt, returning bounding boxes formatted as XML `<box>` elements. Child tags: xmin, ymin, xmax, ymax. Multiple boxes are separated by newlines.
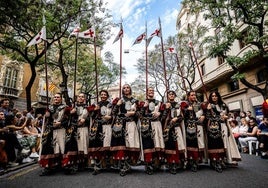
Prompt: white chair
<box><xmin>248</xmin><ymin>140</ymin><xmax>259</xmax><ymax>156</ymax></box>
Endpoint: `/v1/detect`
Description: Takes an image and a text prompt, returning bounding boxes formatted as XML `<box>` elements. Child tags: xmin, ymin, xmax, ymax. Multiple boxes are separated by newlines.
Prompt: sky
<box><xmin>102</xmin><ymin>0</ymin><xmax>182</xmax><ymax>84</ymax></box>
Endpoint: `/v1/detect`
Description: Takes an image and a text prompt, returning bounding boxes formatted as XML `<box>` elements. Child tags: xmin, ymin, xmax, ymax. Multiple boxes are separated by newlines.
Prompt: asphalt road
<box><xmin>1</xmin><ymin>153</ymin><xmax>268</xmax><ymax>188</ymax></box>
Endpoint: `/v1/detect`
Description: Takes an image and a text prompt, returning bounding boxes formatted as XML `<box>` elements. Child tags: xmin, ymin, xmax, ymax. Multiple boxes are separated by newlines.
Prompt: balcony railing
<box><xmin>192</xmin><ymin>62</ymin><xmax>233</xmax><ymax>89</ymax></box>
<box><xmin>0</xmin><ymin>85</ymin><xmax>19</xmax><ymax>98</ymax></box>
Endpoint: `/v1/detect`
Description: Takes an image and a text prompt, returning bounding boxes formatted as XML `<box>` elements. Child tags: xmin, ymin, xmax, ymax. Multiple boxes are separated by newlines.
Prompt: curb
<box><xmin>1</xmin><ymin>161</ymin><xmax>37</xmax><ymax>176</ymax></box>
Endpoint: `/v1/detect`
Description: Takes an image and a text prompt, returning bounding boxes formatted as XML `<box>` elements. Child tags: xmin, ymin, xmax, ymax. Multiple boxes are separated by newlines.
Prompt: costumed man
<box><xmin>139</xmin><ymin>87</ymin><xmax>165</xmax><ymax>175</ymax></box>
<box><xmin>110</xmin><ymin>84</ymin><xmax>140</xmax><ymax>176</ymax></box>
<box><xmin>204</xmin><ymin>91</ymin><xmax>241</xmax><ymax>173</ymax></box>
<box><xmin>39</xmin><ymin>93</ymin><xmax>68</xmax><ymax>176</ymax></box>
<box><xmin>88</xmin><ymin>90</ymin><xmax>112</xmax><ymax>175</ymax></box>
<box><xmin>62</xmin><ymin>93</ymin><xmax>91</xmax><ymax>174</ymax></box>
<box><xmin>181</xmin><ymin>90</ymin><xmax>205</xmax><ymax>172</ymax></box>
<box><xmin>161</xmin><ymin>90</ymin><xmax>185</xmax><ymax>174</ymax></box>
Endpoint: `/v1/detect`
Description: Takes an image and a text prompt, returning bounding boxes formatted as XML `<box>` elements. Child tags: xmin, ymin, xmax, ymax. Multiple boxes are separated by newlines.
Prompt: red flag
<box><xmin>79</xmin><ymin>28</ymin><xmax>95</xmax><ymax>38</ymax></box>
<box><xmin>27</xmin><ymin>26</ymin><xmax>46</xmax><ymax>47</ymax></box>
<box><xmin>133</xmin><ymin>32</ymin><xmax>146</xmax><ymax>45</ymax></box>
<box><xmin>113</xmin><ymin>24</ymin><xmax>123</xmax><ymax>44</ymax></box>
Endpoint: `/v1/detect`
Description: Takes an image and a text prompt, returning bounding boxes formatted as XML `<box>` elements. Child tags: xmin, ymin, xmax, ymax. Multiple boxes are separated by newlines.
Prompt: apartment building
<box><xmin>176</xmin><ymin>6</ymin><xmax>267</xmax><ymax>119</ymax></box>
<box><xmin>0</xmin><ymin>55</ymin><xmax>58</xmax><ymax>112</ymax></box>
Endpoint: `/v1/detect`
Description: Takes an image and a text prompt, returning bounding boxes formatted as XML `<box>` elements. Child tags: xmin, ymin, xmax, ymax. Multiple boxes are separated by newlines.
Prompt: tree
<box><xmin>182</xmin><ymin>0</ymin><xmax>268</xmax><ymax>99</ymax></box>
<box><xmin>0</xmin><ymin>0</ymin><xmax>113</xmax><ymax>110</ymax></box>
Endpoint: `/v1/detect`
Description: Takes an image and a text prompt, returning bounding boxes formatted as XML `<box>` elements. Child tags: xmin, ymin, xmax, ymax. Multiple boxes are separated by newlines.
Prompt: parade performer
<box><xmin>88</xmin><ymin>90</ymin><xmax>112</xmax><ymax>175</ymax></box>
<box><xmin>204</xmin><ymin>91</ymin><xmax>241</xmax><ymax>173</ymax></box>
<box><xmin>140</xmin><ymin>87</ymin><xmax>165</xmax><ymax>175</ymax></box>
<box><xmin>162</xmin><ymin>90</ymin><xmax>185</xmax><ymax>174</ymax></box>
<box><xmin>39</xmin><ymin>93</ymin><xmax>68</xmax><ymax>176</ymax></box>
<box><xmin>110</xmin><ymin>84</ymin><xmax>140</xmax><ymax>176</ymax></box>
<box><xmin>62</xmin><ymin>93</ymin><xmax>91</xmax><ymax>174</ymax></box>
<box><xmin>181</xmin><ymin>91</ymin><xmax>205</xmax><ymax>172</ymax></box>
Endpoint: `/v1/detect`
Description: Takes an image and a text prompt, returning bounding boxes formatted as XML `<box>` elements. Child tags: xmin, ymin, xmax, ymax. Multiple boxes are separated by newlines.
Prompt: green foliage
<box><xmin>182</xmin><ymin>0</ymin><xmax>268</xmax><ymax>97</ymax></box>
<box><xmin>0</xmin><ymin>0</ymin><xmax>114</xmax><ymax>108</ymax></box>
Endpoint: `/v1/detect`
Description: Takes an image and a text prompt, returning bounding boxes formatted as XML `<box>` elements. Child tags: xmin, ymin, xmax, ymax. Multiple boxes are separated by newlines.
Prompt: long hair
<box><xmin>209</xmin><ymin>91</ymin><xmax>224</xmax><ymax>106</ymax></box>
<box><xmin>122</xmin><ymin>84</ymin><xmax>132</xmax><ymax>96</ymax></box>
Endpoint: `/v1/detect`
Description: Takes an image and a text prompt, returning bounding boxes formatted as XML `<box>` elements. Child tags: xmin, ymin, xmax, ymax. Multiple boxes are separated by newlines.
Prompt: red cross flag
<box><xmin>133</xmin><ymin>32</ymin><xmax>146</xmax><ymax>46</ymax></box>
<box><xmin>27</xmin><ymin>26</ymin><xmax>46</xmax><ymax>47</ymax></box>
<box><xmin>79</xmin><ymin>28</ymin><xmax>95</xmax><ymax>39</ymax></box>
<box><xmin>69</xmin><ymin>26</ymin><xmax>81</xmax><ymax>38</ymax></box>
<box><xmin>168</xmin><ymin>47</ymin><xmax>176</xmax><ymax>53</ymax></box>
<box><xmin>113</xmin><ymin>25</ymin><xmax>124</xmax><ymax>44</ymax></box>
<box><xmin>147</xmin><ymin>28</ymin><xmax>161</xmax><ymax>47</ymax></box>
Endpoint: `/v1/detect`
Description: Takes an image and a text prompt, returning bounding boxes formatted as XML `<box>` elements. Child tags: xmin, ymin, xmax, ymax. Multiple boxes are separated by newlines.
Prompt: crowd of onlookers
<box><xmin>229</xmin><ymin>110</ymin><xmax>268</xmax><ymax>158</ymax></box>
<box><xmin>0</xmin><ymin>98</ymin><xmax>42</xmax><ymax>174</ymax></box>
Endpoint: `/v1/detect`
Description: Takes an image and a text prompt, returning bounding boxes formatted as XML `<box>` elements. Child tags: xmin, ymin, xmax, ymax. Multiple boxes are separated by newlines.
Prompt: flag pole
<box><xmin>175</xmin><ymin>53</ymin><xmax>187</xmax><ymax>92</ymax></box>
<box><xmin>73</xmin><ymin>33</ymin><xmax>78</xmax><ymax>105</ymax></box>
<box><xmin>94</xmin><ymin>36</ymin><xmax>99</xmax><ymax>102</ymax></box>
<box><xmin>189</xmin><ymin>42</ymin><xmax>208</xmax><ymax>101</ymax></box>
<box><xmin>145</xmin><ymin>22</ymin><xmax>148</xmax><ymax>93</ymax></box>
<box><xmin>119</xmin><ymin>26</ymin><xmax>122</xmax><ymax>99</ymax></box>
<box><xmin>159</xmin><ymin>17</ymin><xmax>169</xmax><ymax>93</ymax></box>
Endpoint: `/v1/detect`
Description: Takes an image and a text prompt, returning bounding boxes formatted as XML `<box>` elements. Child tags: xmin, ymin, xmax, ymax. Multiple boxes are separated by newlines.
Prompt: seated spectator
<box><xmin>238</xmin><ymin>118</ymin><xmax>249</xmax><ymax>137</ymax></box>
<box><xmin>230</xmin><ymin>119</ymin><xmax>240</xmax><ymax>138</ymax></box>
<box><xmin>246</xmin><ymin>110</ymin><xmax>256</xmax><ymax>122</ymax></box>
<box><xmin>238</xmin><ymin>111</ymin><xmax>247</xmax><ymax>124</ymax></box>
<box><xmin>257</xmin><ymin>117</ymin><xmax>268</xmax><ymax>158</ymax></box>
<box><xmin>0</xmin><ymin>111</ymin><xmax>27</xmax><ymax>167</ymax></box>
<box><xmin>238</xmin><ymin>118</ymin><xmax>258</xmax><ymax>153</ymax></box>
<box><xmin>17</xmin><ymin>118</ymin><xmax>40</xmax><ymax>163</ymax></box>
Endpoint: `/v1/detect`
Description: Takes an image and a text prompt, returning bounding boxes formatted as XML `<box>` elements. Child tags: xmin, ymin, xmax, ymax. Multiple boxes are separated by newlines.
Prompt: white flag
<box><xmin>69</xmin><ymin>27</ymin><xmax>81</xmax><ymax>38</ymax></box>
<box><xmin>78</xmin><ymin>28</ymin><xmax>95</xmax><ymax>38</ymax></box>
<box><xmin>27</xmin><ymin>26</ymin><xmax>46</xmax><ymax>47</ymax></box>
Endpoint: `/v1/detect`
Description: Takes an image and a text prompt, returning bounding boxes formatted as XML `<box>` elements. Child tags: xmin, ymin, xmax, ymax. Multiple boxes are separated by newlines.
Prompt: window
<box><xmin>4</xmin><ymin>67</ymin><xmax>18</xmax><ymax>88</ymax></box>
<box><xmin>200</xmin><ymin>64</ymin><xmax>205</xmax><ymax>75</ymax></box>
<box><xmin>239</xmin><ymin>30</ymin><xmax>248</xmax><ymax>49</ymax></box>
<box><xmin>228</xmin><ymin>80</ymin><xmax>239</xmax><ymax>92</ymax></box>
<box><xmin>177</xmin><ymin>21</ymin><xmax>181</xmax><ymax>30</ymax></box>
<box><xmin>218</xmin><ymin>56</ymin><xmax>224</xmax><ymax>65</ymax></box>
<box><xmin>257</xmin><ymin>69</ymin><xmax>268</xmax><ymax>83</ymax></box>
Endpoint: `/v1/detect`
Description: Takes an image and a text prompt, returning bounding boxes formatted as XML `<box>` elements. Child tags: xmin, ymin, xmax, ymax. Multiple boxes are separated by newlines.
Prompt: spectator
<box><xmin>0</xmin><ymin>98</ymin><xmax>12</xmax><ymax>116</ymax></box>
<box><xmin>230</xmin><ymin>119</ymin><xmax>240</xmax><ymax>140</ymax></box>
<box><xmin>0</xmin><ymin>111</ymin><xmax>28</xmax><ymax>167</ymax></box>
<box><xmin>17</xmin><ymin>118</ymin><xmax>40</xmax><ymax>163</ymax></box>
<box><xmin>238</xmin><ymin>118</ymin><xmax>249</xmax><ymax>137</ymax></box>
<box><xmin>238</xmin><ymin>118</ymin><xmax>258</xmax><ymax>153</ymax></box>
<box><xmin>246</xmin><ymin>111</ymin><xmax>256</xmax><ymax>122</ymax></box>
<box><xmin>238</xmin><ymin>111</ymin><xmax>246</xmax><ymax>126</ymax></box>
<box><xmin>26</xmin><ymin>108</ymin><xmax>35</xmax><ymax>120</ymax></box>
<box><xmin>257</xmin><ymin>117</ymin><xmax>268</xmax><ymax>158</ymax></box>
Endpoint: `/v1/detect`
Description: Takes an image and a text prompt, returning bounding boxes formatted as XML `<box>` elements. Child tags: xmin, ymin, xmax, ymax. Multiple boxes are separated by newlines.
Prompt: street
<box><xmin>0</xmin><ymin>153</ymin><xmax>267</xmax><ymax>188</ymax></box>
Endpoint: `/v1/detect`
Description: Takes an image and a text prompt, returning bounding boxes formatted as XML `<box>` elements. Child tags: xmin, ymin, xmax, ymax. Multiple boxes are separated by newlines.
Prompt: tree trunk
<box><xmin>25</xmin><ymin>63</ymin><xmax>37</xmax><ymax>111</ymax></box>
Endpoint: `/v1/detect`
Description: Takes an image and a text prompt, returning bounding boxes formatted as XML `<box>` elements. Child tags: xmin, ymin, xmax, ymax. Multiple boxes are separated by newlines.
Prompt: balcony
<box><xmin>192</xmin><ymin>62</ymin><xmax>234</xmax><ymax>90</ymax></box>
<box><xmin>0</xmin><ymin>85</ymin><xmax>19</xmax><ymax>98</ymax></box>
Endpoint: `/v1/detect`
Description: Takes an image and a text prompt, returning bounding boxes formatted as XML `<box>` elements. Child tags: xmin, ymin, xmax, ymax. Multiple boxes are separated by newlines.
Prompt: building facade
<box><xmin>176</xmin><ymin>6</ymin><xmax>267</xmax><ymax>120</ymax></box>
